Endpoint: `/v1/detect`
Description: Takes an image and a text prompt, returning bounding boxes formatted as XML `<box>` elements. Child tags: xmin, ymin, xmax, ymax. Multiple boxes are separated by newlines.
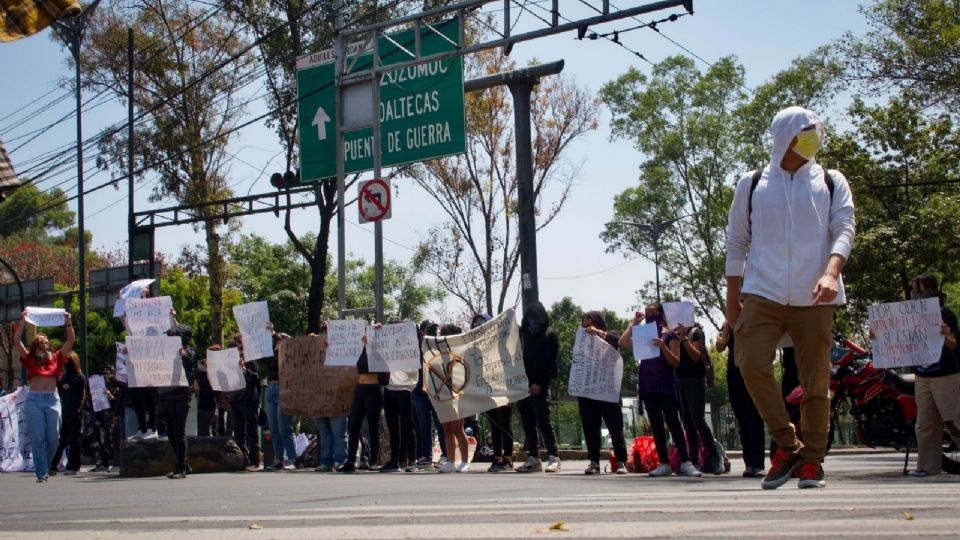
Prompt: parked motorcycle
<box><xmin>785</xmin><ymin>331</ymin><xmax>959</xmax><ymax>474</ymax></box>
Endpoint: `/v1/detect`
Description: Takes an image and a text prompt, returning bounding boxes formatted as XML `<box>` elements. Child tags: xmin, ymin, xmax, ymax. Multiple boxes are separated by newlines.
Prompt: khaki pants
<box><xmin>734</xmin><ymin>294</ymin><xmax>835</xmax><ymax>463</ymax></box>
<box><xmin>915</xmin><ymin>373</ymin><xmax>960</xmax><ymax>474</ymax></box>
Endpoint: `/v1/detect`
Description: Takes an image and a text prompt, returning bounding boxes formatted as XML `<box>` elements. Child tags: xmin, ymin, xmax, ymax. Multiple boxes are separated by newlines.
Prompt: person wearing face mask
<box><xmin>725</xmin><ymin>106</ymin><xmax>856</xmax><ymax>490</ymax></box>
<box><xmin>905</xmin><ymin>274</ymin><xmax>960</xmax><ymax>477</ymax></box>
<box><xmin>13</xmin><ymin>309</ymin><xmax>75</xmax><ymax>482</ymax></box>
<box><xmin>578</xmin><ymin>311</ymin><xmax>628</xmax><ymax>475</ymax></box>
<box><xmin>620</xmin><ymin>304</ymin><xmax>700</xmax><ymax>477</ymax></box>
<box><xmin>516</xmin><ymin>302</ymin><xmax>561</xmax><ymax>473</ymax></box>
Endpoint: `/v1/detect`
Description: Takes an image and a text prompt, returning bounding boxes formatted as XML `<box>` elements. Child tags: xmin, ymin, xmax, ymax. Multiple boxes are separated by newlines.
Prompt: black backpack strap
<box><xmin>823</xmin><ymin>168</ymin><xmax>836</xmax><ymax>203</ymax></box>
<box><xmin>747</xmin><ymin>168</ymin><xmax>763</xmax><ymax>232</ymax></box>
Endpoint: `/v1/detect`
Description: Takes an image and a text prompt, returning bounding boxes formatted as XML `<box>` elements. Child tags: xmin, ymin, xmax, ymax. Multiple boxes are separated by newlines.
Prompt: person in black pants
<box><xmin>51</xmin><ymin>352</ymin><xmax>86</xmax><ymax>474</ymax></box>
<box><xmin>229</xmin><ymin>336</ymin><xmax>262</xmax><ymax>471</ymax></box>
<box><xmin>516</xmin><ymin>302</ymin><xmax>561</xmax><ymax>473</ymax></box>
<box><xmin>717</xmin><ymin>323</ymin><xmax>766</xmax><ymax>477</ymax></box>
<box><xmin>382</xmin><ymin>373</ymin><xmax>416</xmax><ymax>472</ymax></box>
<box><xmin>676</xmin><ymin>322</ymin><xmax>718</xmax><ymax>474</ymax></box>
<box><xmin>158</xmin><ymin>323</ymin><xmax>197</xmax><ymax>479</ymax></box>
<box><xmin>338</xmin><ymin>348</ymin><xmax>385</xmax><ymax>473</ymax></box>
<box><xmin>193</xmin><ymin>357</ymin><xmax>217</xmax><ymax>437</ymax></box>
<box><xmin>577</xmin><ymin>311</ymin><xmax>628</xmax><ymax>475</ymax></box>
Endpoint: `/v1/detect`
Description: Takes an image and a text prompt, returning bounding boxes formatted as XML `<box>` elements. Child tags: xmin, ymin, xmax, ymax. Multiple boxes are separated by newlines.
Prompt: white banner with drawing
<box><xmin>325</xmin><ymin>320</ymin><xmax>367</xmax><ymax>367</ymax></box>
<box><xmin>124</xmin><ymin>296</ymin><xmax>174</xmax><ymax>336</ymax></box>
<box><xmin>868</xmin><ymin>297</ymin><xmax>945</xmax><ymax>369</ymax></box>
<box><xmin>206</xmin><ymin>347</ymin><xmax>246</xmax><ymax>392</ymax></box>
<box><xmin>0</xmin><ymin>388</ymin><xmax>33</xmax><ymax>472</ymax></box>
<box><xmin>125</xmin><ymin>336</ymin><xmax>187</xmax><ymax>387</ymax></box>
<box><xmin>88</xmin><ymin>375</ymin><xmax>111</xmax><ymax>412</ymax></box>
<box><xmin>366</xmin><ymin>321</ymin><xmax>420</xmax><ymax>372</ymax></box>
<box><xmin>233</xmin><ymin>301</ymin><xmax>274</xmax><ymax>361</ymax></box>
<box><xmin>569</xmin><ymin>328</ymin><xmax>623</xmax><ymax>403</ymax></box>
<box><xmin>422</xmin><ymin>309</ymin><xmax>528</xmax><ymax>423</ymax></box>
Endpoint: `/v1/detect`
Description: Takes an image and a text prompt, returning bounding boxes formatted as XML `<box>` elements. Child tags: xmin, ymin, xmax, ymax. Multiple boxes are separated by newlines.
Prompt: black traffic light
<box><xmin>270</xmin><ymin>170</ymin><xmax>299</xmax><ymax>189</ymax></box>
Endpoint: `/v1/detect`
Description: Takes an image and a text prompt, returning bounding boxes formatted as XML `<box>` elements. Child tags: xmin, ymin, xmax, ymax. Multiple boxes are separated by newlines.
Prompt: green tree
<box><xmin>323</xmin><ymin>257</ymin><xmax>445</xmax><ymax>324</ymax></box>
<box><xmin>0</xmin><ymin>183</ymin><xmax>73</xmax><ymax>238</ymax></box>
<box><xmin>77</xmin><ymin>0</ymin><xmax>255</xmax><ymax>345</ymax></box>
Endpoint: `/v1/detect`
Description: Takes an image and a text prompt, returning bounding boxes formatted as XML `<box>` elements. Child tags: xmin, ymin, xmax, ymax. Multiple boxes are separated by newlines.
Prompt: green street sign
<box><xmin>296</xmin><ymin>18</ymin><xmax>466</xmax><ymax>183</ymax></box>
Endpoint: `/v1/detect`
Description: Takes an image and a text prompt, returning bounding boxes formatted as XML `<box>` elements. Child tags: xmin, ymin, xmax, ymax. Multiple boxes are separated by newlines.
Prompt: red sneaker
<box><xmin>761</xmin><ymin>449</ymin><xmax>800</xmax><ymax>490</ymax></box>
<box><xmin>794</xmin><ymin>462</ymin><xmax>826</xmax><ymax>489</ymax></box>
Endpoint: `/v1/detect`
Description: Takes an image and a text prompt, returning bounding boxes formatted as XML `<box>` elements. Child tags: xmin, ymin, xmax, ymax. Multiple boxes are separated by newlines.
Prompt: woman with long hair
<box><xmin>50</xmin><ymin>351</ymin><xmax>86</xmax><ymax>475</ymax></box>
<box><xmin>435</xmin><ymin>323</ymin><xmax>471</xmax><ymax>473</ymax></box>
<box><xmin>13</xmin><ymin>310</ymin><xmax>75</xmax><ymax>482</ymax></box>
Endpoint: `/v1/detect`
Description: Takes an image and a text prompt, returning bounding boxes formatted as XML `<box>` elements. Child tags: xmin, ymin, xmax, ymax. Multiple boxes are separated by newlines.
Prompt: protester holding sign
<box><xmin>576</xmin><ymin>311</ymin><xmax>628</xmax><ymax>475</ymax></box>
<box><xmin>50</xmin><ymin>352</ymin><xmax>86</xmax><ymax>476</ymax></box>
<box><xmin>516</xmin><ymin>302</ymin><xmax>562</xmax><ymax>474</ymax></box>
<box><xmin>228</xmin><ymin>336</ymin><xmax>263</xmax><ymax>471</ymax></box>
<box><xmin>406</xmin><ymin>320</ymin><xmax>444</xmax><ymax>472</ymax></box>
<box><xmin>620</xmin><ymin>304</ymin><xmax>700</xmax><ymax>477</ymax></box>
<box><xmin>193</xmin><ymin>355</ymin><xmax>218</xmax><ymax>437</ymax></box>
<box><xmin>263</xmin><ymin>329</ymin><xmax>298</xmax><ymax>471</ymax></box>
<box><xmin>380</xmin><ymin>320</ymin><xmax>418</xmax><ymax>473</ymax></box>
<box><xmin>338</xmin><ymin>334</ymin><xmax>386</xmax><ymax>473</ymax></box>
<box><xmin>433</xmin><ymin>323</ymin><xmax>471</xmax><ymax>474</ymax></box>
<box><xmin>157</xmin><ymin>323</ymin><xmax>197</xmax><ymax>479</ymax></box>
<box><xmin>466</xmin><ymin>313</ymin><xmax>514</xmax><ymax>474</ymax></box>
<box><xmin>13</xmin><ymin>309</ymin><xmax>74</xmax><ymax>482</ymax></box>
<box><xmin>904</xmin><ymin>275</ymin><xmax>960</xmax><ymax>477</ymax></box>
<box><xmin>675</xmin><ymin>322</ymin><xmax>715</xmax><ymax>475</ymax></box>
<box><xmin>90</xmin><ymin>368</ymin><xmax>118</xmax><ymax>472</ymax></box>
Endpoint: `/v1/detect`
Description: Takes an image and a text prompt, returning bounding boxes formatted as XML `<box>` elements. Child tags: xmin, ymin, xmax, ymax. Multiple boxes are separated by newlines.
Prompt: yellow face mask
<box><xmin>792</xmin><ymin>130</ymin><xmax>821</xmax><ymax>160</ymax></box>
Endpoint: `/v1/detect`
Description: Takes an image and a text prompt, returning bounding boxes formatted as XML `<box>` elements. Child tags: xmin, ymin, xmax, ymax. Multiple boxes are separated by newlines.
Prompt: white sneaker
<box><xmin>435</xmin><ymin>456</ymin><xmax>449</xmax><ymax>470</ymax></box>
<box><xmin>456</xmin><ymin>462</ymin><xmax>470</xmax><ymax>473</ymax></box>
<box><xmin>108</xmin><ymin>466</ymin><xmax>120</xmax><ymax>473</ymax></box>
<box><xmin>544</xmin><ymin>455</ymin><xmax>561</xmax><ymax>473</ymax></box>
<box><xmin>438</xmin><ymin>460</ymin><xmax>456</xmax><ymax>473</ymax></box>
<box><xmin>679</xmin><ymin>461</ymin><xmax>702</xmax><ymax>477</ymax></box>
<box><xmin>142</xmin><ymin>430</ymin><xmax>159</xmax><ymax>440</ymax></box>
<box><xmin>649</xmin><ymin>463</ymin><xmax>673</xmax><ymax>477</ymax></box>
<box><xmin>282</xmin><ymin>460</ymin><xmax>295</xmax><ymax>471</ymax></box>
<box><xmin>128</xmin><ymin>431</ymin><xmax>146</xmax><ymax>440</ymax></box>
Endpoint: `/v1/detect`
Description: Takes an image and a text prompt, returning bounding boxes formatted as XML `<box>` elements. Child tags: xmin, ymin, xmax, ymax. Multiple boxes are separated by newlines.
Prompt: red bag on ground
<box><xmin>632</xmin><ymin>436</ymin><xmax>660</xmax><ymax>473</ymax></box>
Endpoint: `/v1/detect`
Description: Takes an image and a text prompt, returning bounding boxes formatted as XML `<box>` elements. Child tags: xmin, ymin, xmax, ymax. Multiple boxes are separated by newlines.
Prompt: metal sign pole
<box><xmin>372</xmin><ymin>29</ymin><xmax>384</xmax><ymax>325</ymax></box>
<box><xmin>335</xmin><ymin>0</ymin><xmax>346</xmax><ymax>319</ymax></box>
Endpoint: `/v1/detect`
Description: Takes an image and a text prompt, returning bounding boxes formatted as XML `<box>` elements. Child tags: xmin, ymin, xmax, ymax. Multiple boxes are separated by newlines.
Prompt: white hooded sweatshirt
<box><xmin>725</xmin><ymin>106</ymin><xmax>856</xmax><ymax>307</ymax></box>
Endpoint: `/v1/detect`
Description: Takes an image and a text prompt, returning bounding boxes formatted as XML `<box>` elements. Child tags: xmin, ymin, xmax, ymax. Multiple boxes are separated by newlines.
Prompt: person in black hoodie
<box><xmin>516</xmin><ymin>302</ymin><xmax>561</xmax><ymax>473</ymax></box>
<box><xmin>193</xmin><ymin>355</ymin><xmax>218</xmax><ymax>437</ymax></box>
<box><xmin>50</xmin><ymin>352</ymin><xmax>87</xmax><ymax>475</ymax></box>
<box><xmin>337</xmin><ymin>342</ymin><xmax>386</xmax><ymax>473</ymax></box>
<box><xmin>157</xmin><ymin>322</ymin><xmax>197</xmax><ymax>479</ymax></box>
<box><xmin>228</xmin><ymin>335</ymin><xmax>263</xmax><ymax>471</ymax></box>
<box><xmin>578</xmin><ymin>311</ymin><xmax>628</xmax><ymax>475</ymax></box>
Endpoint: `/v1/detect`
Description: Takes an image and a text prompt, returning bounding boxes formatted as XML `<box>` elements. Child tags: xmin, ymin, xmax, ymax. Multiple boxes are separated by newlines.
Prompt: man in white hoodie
<box><xmin>725</xmin><ymin>106</ymin><xmax>855</xmax><ymax>490</ymax></box>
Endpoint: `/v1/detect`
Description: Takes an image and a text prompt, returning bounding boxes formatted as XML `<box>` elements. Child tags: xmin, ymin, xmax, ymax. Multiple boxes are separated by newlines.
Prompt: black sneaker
<box><xmin>584</xmin><ymin>462</ymin><xmax>601</xmax><ymax>475</ymax></box>
<box><xmin>336</xmin><ymin>462</ymin><xmax>356</xmax><ymax>473</ymax></box>
<box><xmin>380</xmin><ymin>461</ymin><xmax>401</xmax><ymax>472</ymax></box>
<box><xmin>761</xmin><ymin>449</ymin><xmax>801</xmax><ymax>490</ymax></box>
<box><xmin>264</xmin><ymin>462</ymin><xmax>284</xmax><ymax>471</ymax></box>
<box><xmin>795</xmin><ymin>462</ymin><xmax>826</xmax><ymax>489</ymax></box>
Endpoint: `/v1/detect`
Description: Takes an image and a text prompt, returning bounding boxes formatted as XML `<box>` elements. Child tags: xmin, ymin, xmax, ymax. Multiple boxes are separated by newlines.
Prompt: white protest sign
<box><xmin>0</xmin><ymin>388</ymin><xmax>33</xmax><ymax>472</ymax></box>
<box><xmin>663</xmin><ymin>301</ymin><xmax>695</xmax><ymax>328</ymax></box>
<box><xmin>206</xmin><ymin>348</ymin><xmax>246</xmax><ymax>392</ymax></box>
<box><xmin>115</xmin><ymin>342</ymin><xmax>128</xmax><ymax>383</ymax></box>
<box><xmin>868</xmin><ymin>297</ymin><xmax>945</xmax><ymax>369</ymax></box>
<box><xmin>387</xmin><ymin>369</ymin><xmax>418</xmax><ymax>391</ymax></box>
<box><xmin>125</xmin><ymin>336</ymin><xmax>187</xmax><ymax>387</ymax></box>
<box><xmin>124</xmin><ymin>296</ymin><xmax>174</xmax><ymax>336</ymax></box>
<box><xmin>88</xmin><ymin>375</ymin><xmax>111</xmax><ymax>412</ymax></box>
<box><xmin>631</xmin><ymin>323</ymin><xmax>661</xmax><ymax>360</ymax></box>
<box><xmin>366</xmin><ymin>321</ymin><xmax>420</xmax><ymax>372</ymax></box>
<box><xmin>569</xmin><ymin>328</ymin><xmax>624</xmax><ymax>403</ymax></box>
<box><xmin>233</xmin><ymin>301</ymin><xmax>274</xmax><ymax>360</ymax></box>
<box><xmin>24</xmin><ymin>307</ymin><xmax>65</xmax><ymax>327</ymax></box>
<box><xmin>325</xmin><ymin>320</ymin><xmax>367</xmax><ymax>367</ymax></box>
<box><xmin>295</xmin><ymin>433</ymin><xmax>309</xmax><ymax>457</ymax></box>
<box><xmin>422</xmin><ymin>309</ymin><xmax>528</xmax><ymax>423</ymax></box>
<box><xmin>113</xmin><ymin>279</ymin><xmax>156</xmax><ymax>317</ymax></box>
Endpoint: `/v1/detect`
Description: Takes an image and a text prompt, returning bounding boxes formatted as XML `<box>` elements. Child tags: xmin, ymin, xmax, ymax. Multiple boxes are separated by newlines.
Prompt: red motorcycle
<box><xmin>786</xmin><ymin>332</ymin><xmax>959</xmax><ymax>474</ymax></box>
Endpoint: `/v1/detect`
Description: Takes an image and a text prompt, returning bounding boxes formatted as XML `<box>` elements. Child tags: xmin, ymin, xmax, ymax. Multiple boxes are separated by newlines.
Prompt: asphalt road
<box><xmin>2</xmin><ymin>453</ymin><xmax>959</xmax><ymax>538</ymax></box>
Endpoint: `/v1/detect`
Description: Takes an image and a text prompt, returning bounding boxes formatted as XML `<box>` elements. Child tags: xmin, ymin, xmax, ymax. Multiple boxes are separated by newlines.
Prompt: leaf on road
<box><xmin>549</xmin><ymin>521</ymin><xmax>569</xmax><ymax>532</ymax></box>
<box><xmin>902</xmin><ymin>512</ymin><xmax>914</xmax><ymax>521</ymax></box>
<box><xmin>249</xmin><ymin>524</ymin><xmax>263</xmax><ymax>530</ymax></box>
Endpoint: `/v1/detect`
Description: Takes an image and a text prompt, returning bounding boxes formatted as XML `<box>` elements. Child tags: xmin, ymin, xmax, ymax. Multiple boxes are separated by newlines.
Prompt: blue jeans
<box><xmin>315</xmin><ymin>416</ymin><xmax>347</xmax><ymax>467</ymax></box>
<box><xmin>411</xmin><ymin>387</ymin><xmax>444</xmax><ymax>460</ymax></box>
<box><xmin>24</xmin><ymin>391</ymin><xmax>61</xmax><ymax>479</ymax></box>
<box><xmin>265</xmin><ymin>383</ymin><xmax>297</xmax><ymax>463</ymax></box>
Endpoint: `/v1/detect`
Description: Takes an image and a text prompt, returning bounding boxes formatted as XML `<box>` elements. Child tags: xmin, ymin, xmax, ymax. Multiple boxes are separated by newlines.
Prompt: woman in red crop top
<box><xmin>14</xmin><ymin>309</ymin><xmax>75</xmax><ymax>482</ymax></box>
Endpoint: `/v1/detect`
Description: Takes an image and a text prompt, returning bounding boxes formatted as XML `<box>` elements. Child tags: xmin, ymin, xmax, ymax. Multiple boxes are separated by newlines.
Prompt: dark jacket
<box><xmin>57</xmin><ymin>367</ymin><xmax>86</xmax><ymax>418</ymax></box>
<box><xmin>157</xmin><ymin>323</ymin><xmax>197</xmax><ymax>401</ymax></box>
<box><xmin>520</xmin><ymin>302</ymin><xmax>559</xmax><ymax>389</ymax></box>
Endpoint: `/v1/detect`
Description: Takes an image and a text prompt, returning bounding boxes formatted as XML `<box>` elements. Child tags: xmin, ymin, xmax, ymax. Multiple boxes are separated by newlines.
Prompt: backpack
<box><xmin>747</xmin><ymin>167</ymin><xmax>836</xmax><ymax>231</ymax></box>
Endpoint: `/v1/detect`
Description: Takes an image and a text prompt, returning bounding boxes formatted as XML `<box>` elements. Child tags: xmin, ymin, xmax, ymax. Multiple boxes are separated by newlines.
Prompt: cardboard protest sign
<box><xmin>663</xmin><ymin>301</ymin><xmax>695</xmax><ymax>328</ymax></box>
<box><xmin>113</xmin><ymin>279</ymin><xmax>156</xmax><ymax>317</ymax></box>
<box><xmin>232</xmin><ymin>301</ymin><xmax>274</xmax><ymax>361</ymax></box>
<box><xmin>366</xmin><ymin>321</ymin><xmax>420</xmax><ymax>372</ymax></box>
<box><xmin>125</xmin><ymin>336</ymin><xmax>187</xmax><ymax>387</ymax></box>
<box><xmin>124</xmin><ymin>296</ymin><xmax>174</xmax><ymax>336</ymax></box>
<box><xmin>422</xmin><ymin>309</ymin><xmax>528</xmax><ymax>423</ymax></box>
<box><xmin>279</xmin><ymin>335</ymin><xmax>357</xmax><ymax>418</ymax></box>
<box><xmin>631</xmin><ymin>324</ymin><xmax>660</xmax><ymax>360</ymax></box>
<box><xmin>115</xmin><ymin>342</ymin><xmax>128</xmax><ymax>383</ymax></box>
<box><xmin>325</xmin><ymin>320</ymin><xmax>366</xmax><ymax>366</ymax></box>
<box><xmin>24</xmin><ymin>307</ymin><xmax>65</xmax><ymax>327</ymax></box>
<box><xmin>88</xmin><ymin>375</ymin><xmax>111</xmax><ymax>412</ymax></box>
<box><xmin>206</xmin><ymin>347</ymin><xmax>246</xmax><ymax>392</ymax></box>
<box><xmin>0</xmin><ymin>388</ymin><xmax>33</xmax><ymax>472</ymax></box>
<box><xmin>868</xmin><ymin>297</ymin><xmax>945</xmax><ymax>369</ymax></box>
<box><xmin>569</xmin><ymin>328</ymin><xmax>624</xmax><ymax>403</ymax></box>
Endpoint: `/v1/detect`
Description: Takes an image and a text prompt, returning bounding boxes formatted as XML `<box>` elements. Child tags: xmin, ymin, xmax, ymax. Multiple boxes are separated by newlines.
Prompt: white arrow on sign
<box><xmin>312</xmin><ymin>106</ymin><xmax>331</xmax><ymax>141</ymax></box>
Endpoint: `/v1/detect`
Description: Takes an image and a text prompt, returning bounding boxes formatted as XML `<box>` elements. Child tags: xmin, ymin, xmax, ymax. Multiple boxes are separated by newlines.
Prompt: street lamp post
<box><xmin>609</xmin><ymin>212</ymin><xmax>703</xmax><ymax>304</ymax></box>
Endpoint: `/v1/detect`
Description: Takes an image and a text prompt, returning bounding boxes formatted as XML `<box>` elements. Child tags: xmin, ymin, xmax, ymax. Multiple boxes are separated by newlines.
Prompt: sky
<box><xmin>0</xmin><ymin>0</ymin><xmax>876</xmax><ymax>328</ymax></box>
